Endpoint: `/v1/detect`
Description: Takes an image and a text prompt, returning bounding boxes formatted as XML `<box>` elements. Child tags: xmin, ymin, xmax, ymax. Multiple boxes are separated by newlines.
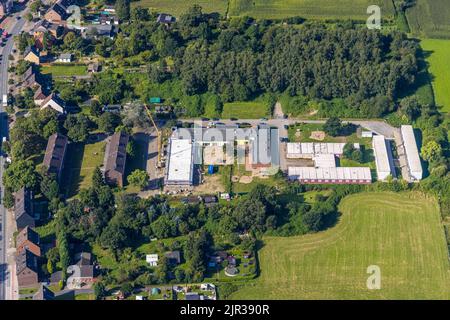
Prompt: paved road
<box><xmin>0</xmin><ymin>12</ymin><xmax>26</xmax><ymax>301</ymax></box>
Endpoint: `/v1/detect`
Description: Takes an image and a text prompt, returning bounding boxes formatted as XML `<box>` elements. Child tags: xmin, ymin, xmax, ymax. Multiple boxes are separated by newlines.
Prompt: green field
<box><xmin>406</xmin><ymin>0</ymin><xmax>450</xmax><ymax>39</ymax></box>
<box><xmin>40</xmin><ymin>65</ymin><xmax>87</xmax><ymax>77</ymax></box>
<box><xmin>221</xmin><ymin>101</ymin><xmax>269</xmax><ymax>119</ymax></box>
<box><xmin>230</xmin><ymin>192</ymin><xmax>450</xmax><ymax>299</ymax></box>
<box><xmin>420</xmin><ymin>39</ymin><xmax>450</xmax><ymax>113</ymax></box>
<box><xmin>131</xmin><ymin>0</ymin><xmax>228</xmax><ymax>16</ymax></box>
<box><xmin>63</xmin><ymin>141</ymin><xmax>106</xmax><ymax>197</ymax></box>
<box><xmin>229</xmin><ymin>0</ymin><xmax>394</xmax><ymax>20</ymax></box>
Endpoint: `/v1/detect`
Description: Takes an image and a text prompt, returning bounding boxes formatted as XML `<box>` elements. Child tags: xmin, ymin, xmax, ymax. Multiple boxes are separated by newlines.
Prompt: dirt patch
<box><xmin>192</xmin><ymin>175</ymin><xmax>225</xmax><ymax>194</ymax></box>
<box><xmin>232</xmin><ymin>176</ymin><xmax>240</xmax><ymax>183</ymax></box>
<box><xmin>239</xmin><ymin>176</ymin><xmax>253</xmax><ymax>184</ymax></box>
<box><xmin>310</xmin><ymin>131</ymin><xmax>326</xmax><ymax>141</ymax></box>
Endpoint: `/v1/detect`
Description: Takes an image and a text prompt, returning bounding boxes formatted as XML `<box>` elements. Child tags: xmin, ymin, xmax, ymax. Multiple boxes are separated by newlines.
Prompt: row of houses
<box><xmin>13</xmin><ymin>129</ymin><xmax>131</xmax><ymax>232</ymax></box>
<box><xmin>0</xmin><ymin>0</ymin><xmax>13</xmax><ymax>20</ymax></box>
<box><xmin>20</xmin><ymin>64</ymin><xmax>68</xmax><ymax>113</ymax></box>
<box><xmin>13</xmin><ymin>132</ymin><xmax>125</xmax><ymax>290</ymax></box>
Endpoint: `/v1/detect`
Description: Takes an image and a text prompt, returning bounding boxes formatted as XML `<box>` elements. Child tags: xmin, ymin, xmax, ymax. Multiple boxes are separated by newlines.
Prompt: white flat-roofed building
<box><xmin>288</xmin><ymin>167</ymin><xmax>372</xmax><ymax>184</ymax></box>
<box><xmin>372</xmin><ymin>135</ymin><xmax>393</xmax><ymax>181</ymax></box>
<box><xmin>146</xmin><ymin>254</ymin><xmax>158</xmax><ymax>267</ymax></box>
<box><xmin>401</xmin><ymin>125</ymin><xmax>423</xmax><ymax>181</ymax></box>
<box><xmin>313</xmin><ymin>154</ymin><xmax>336</xmax><ymax>168</ymax></box>
<box><xmin>286</xmin><ymin>142</ymin><xmax>359</xmax><ymax>159</ymax></box>
<box><xmin>165</xmin><ymin>139</ymin><xmax>194</xmax><ymax>186</ymax></box>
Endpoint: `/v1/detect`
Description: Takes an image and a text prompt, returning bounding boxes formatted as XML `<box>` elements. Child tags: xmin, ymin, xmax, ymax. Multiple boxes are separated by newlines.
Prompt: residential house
<box><xmin>44</xmin><ymin>3</ymin><xmax>69</xmax><ymax>24</ymax></box>
<box><xmin>146</xmin><ymin>254</ymin><xmax>158</xmax><ymax>267</ymax></box>
<box><xmin>66</xmin><ymin>251</ymin><xmax>95</xmax><ymax>289</ymax></box>
<box><xmin>43</xmin><ymin>133</ymin><xmax>68</xmax><ymax>180</ymax></box>
<box><xmin>33</xmin><ymin>85</ymin><xmax>47</xmax><ymax>105</ymax></box>
<box><xmin>31</xmin><ymin>20</ymin><xmax>64</xmax><ymax>49</ymax></box>
<box><xmin>202</xmin><ymin>195</ymin><xmax>217</xmax><ymax>207</ymax></box>
<box><xmin>16</xmin><ymin>249</ymin><xmax>39</xmax><ymax>287</ymax></box>
<box><xmin>102</xmin><ymin>104</ymin><xmax>121</xmax><ymax>113</ymax></box>
<box><xmin>33</xmin><ymin>284</ymin><xmax>55</xmax><ymax>300</ymax></box>
<box><xmin>0</xmin><ymin>0</ymin><xmax>13</xmax><ymax>20</ymax></box>
<box><xmin>87</xmin><ymin>62</ymin><xmax>100</xmax><ymax>73</ymax></box>
<box><xmin>15</xmin><ymin>188</ymin><xmax>35</xmax><ymax>230</ymax></box>
<box><xmin>157</xmin><ymin>13</ymin><xmax>175</xmax><ymax>25</ymax></box>
<box><xmin>0</xmin><ymin>3</ymin><xmax>5</xmax><ymax>20</ymax></box>
<box><xmin>165</xmin><ymin>251</ymin><xmax>181</xmax><ymax>265</ymax></box>
<box><xmin>75</xmin><ymin>252</ymin><xmax>92</xmax><ymax>266</ymax></box>
<box><xmin>23</xmin><ymin>46</ymin><xmax>41</xmax><ymax>65</ymax></box>
<box><xmin>22</xmin><ymin>66</ymin><xmax>42</xmax><ymax>89</ymax></box>
<box><xmin>40</xmin><ymin>93</ymin><xmax>66</xmax><ymax>113</ymax></box>
<box><xmin>103</xmin><ymin>5</ymin><xmax>115</xmax><ymax>13</ymax></box>
<box><xmin>84</xmin><ymin>24</ymin><xmax>116</xmax><ymax>39</ymax></box>
<box><xmin>104</xmin><ymin>131</ymin><xmax>129</xmax><ymax>187</ymax></box>
<box><xmin>16</xmin><ymin>226</ymin><xmax>41</xmax><ymax>257</ymax></box>
<box><xmin>57</xmin><ymin>53</ymin><xmax>74</xmax><ymax>63</ymax></box>
<box><xmin>185</xmin><ymin>292</ymin><xmax>203</xmax><ymax>301</ymax></box>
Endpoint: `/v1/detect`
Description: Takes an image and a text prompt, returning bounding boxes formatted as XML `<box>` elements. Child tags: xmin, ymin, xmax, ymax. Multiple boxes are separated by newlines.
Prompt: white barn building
<box><xmin>286</xmin><ymin>142</ymin><xmax>359</xmax><ymax>159</ymax></box>
<box><xmin>288</xmin><ymin>167</ymin><xmax>372</xmax><ymax>184</ymax></box>
<box><xmin>372</xmin><ymin>135</ymin><xmax>393</xmax><ymax>181</ymax></box>
<box><xmin>401</xmin><ymin>125</ymin><xmax>423</xmax><ymax>181</ymax></box>
<box><xmin>164</xmin><ymin>139</ymin><xmax>194</xmax><ymax>187</ymax></box>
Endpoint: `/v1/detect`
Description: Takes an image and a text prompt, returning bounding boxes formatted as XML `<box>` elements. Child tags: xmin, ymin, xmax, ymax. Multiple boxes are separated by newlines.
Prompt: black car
<box><xmin>239</xmin><ymin>122</ymin><xmax>252</xmax><ymax>128</ymax></box>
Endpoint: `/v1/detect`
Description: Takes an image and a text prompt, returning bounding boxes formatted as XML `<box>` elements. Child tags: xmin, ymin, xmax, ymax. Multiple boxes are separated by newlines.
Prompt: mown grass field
<box><xmin>221</xmin><ymin>101</ymin><xmax>269</xmax><ymax>119</ymax></box>
<box><xmin>63</xmin><ymin>141</ymin><xmax>106</xmax><ymax>197</ymax></box>
<box><xmin>230</xmin><ymin>192</ymin><xmax>450</xmax><ymax>299</ymax></box>
<box><xmin>406</xmin><ymin>0</ymin><xmax>450</xmax><ymax>39</ymax></box>
<box><xmin>40</xmin><ymin>65</ymin><xmax>87</xmax><ymax>77</ymax></box>
<box><xmin>229</xmin><ymin>0</ymin><xmax>394</xmax><ymax>20</ymax></box>
<box><xmin>131</xmin><ymin>0</ymin><xmax>228</xmax><ymax>16</ymax></box>
<box><xmin>420</xmin><ymin>39</ymin><xmax>450</xmax><ymax>113</ymax></box>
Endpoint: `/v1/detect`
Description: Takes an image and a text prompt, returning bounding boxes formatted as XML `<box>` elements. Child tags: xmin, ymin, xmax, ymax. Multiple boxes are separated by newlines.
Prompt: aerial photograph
<box><xmin>0</xmin><ymin>0</ymin><xmax>449</xmax><ymax>308</ymax></box>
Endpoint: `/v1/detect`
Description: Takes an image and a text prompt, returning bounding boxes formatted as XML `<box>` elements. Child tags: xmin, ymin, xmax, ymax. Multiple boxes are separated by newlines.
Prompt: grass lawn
<box><xmin>75</xmin><ymin>293</ymin><xmax>95</xmax><ymax>300</ymax></box>
<box><xmin>420</xmin><ymin>39</ymin><xmax>450</xmax><ymax>113</ymax></box>
<box><xmin>233</xmin><ymin>175</ymin><xmax>286</xmax><ymax>194</ymax></box>
<box><xmin>63</xmin><ymin>141</ymin><xmax>106</xmax><ymax>197</ymax></box>
<box><xmin>221</xmin><ymin>101</ymin><xmax>269</xmax><ymax>119</ymax></box>
<box><xmin>40</xmin><ymin>65</ymin><xmax>87</xmax><ymax>77</ymax></box>
<box><xmin>288</xmin><ymin>123</ymin><xmax>373</xmax><ymax>148</ymax></box>
<box><xmin>229</xmin><ymin>0</ymin><xmax>394</xmax><ymax>20</ymax></box>
<box><xmin>230</xmin><ymin>192</ymin><xmax>450</xmax><ymax>299</ymax></box>
<box><xmin>131</xmin><ymin>0</ymin><xmax>228</xmax><ymax>16</ymax></box>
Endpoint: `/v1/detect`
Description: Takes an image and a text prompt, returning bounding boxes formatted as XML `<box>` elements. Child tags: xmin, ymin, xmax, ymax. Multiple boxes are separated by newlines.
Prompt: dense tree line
<box><xmin>79</xmin><ymin>5</ymin><xmax>421</xmax><ymax>118</ymax></box>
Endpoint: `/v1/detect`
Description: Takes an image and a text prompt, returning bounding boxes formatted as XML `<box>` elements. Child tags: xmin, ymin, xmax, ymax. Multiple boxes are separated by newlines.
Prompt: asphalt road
<box><xmin>0</xmin><ymin>13</ymin><xmax>26</xmax><ymax>301</ymax></box>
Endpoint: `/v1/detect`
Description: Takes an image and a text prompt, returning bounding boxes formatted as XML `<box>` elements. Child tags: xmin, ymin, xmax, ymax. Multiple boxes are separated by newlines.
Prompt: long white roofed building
<box><xmin>372</xmin><ymin>135</ymin><xmax>394</xmax><ymax>181</ymax></box>
<box><xmin>286</xmin><ymin>142</ymin><xmax>359</xmax><ymax>159</ymax></box>
<box><xmin>288</xmin><ymin>167</ymin><xmax>372</xmax><ymax>184</ymax></box>
<box><xmin>401</xmin><ymin>125</ymin><xmax>423</xmax><ymax>181</ymax></box>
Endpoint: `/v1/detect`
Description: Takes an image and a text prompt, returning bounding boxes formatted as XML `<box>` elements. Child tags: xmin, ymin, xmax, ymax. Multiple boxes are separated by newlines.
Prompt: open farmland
<box><xmin>130</xmin><ymin>0</ymin><xmax>228</xmax><ymax>17</ymax></box>
<box><xmin>406</xmin><ymin>0</ymin><xmax>450</xmax><ymax>39</ymax></box>
<box><xmin>229</xmin><ymin>0</ymin><xmax>394</xmax><ymax>20</ymax></box>
<box><xmin>420</xmin><ymin>39</ymin><xmax>450</xmax><ymax>113</ymax></box>
<box><xmin>229</xmin><ymin>192</ymin><xmax>450</xmax><ymax>299</ymax></box>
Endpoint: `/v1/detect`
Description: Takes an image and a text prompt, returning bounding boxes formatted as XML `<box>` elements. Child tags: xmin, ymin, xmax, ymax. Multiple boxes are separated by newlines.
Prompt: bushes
<box><xmin>221</xmin><ymin>166</ymin><xmax>233</xmax><ymax>194</ymax></box>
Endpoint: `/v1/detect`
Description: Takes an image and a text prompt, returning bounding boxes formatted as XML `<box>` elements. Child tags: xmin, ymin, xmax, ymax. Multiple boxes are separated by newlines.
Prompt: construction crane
<box><xmin>144</xmin><ymin>104</ymin><xmax>163</xmax><ymax>168</ymax></box>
